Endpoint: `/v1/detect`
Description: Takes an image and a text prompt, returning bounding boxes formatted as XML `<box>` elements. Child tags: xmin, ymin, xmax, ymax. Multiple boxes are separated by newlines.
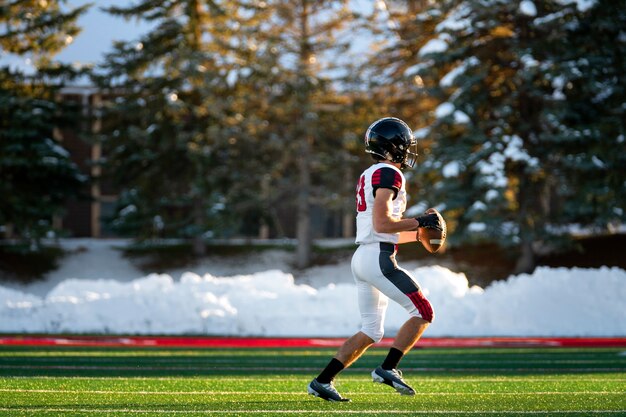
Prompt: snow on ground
<box><xmin>0</xmin><ymin>239</ymin><xmax>624</xmax><ymax>337</ymax></box>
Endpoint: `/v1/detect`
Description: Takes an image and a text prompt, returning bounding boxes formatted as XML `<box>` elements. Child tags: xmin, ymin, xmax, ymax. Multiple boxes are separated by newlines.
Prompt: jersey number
<box><xmin>356</xmin><ymin>175</ymin><xmax>366</xmax><ymax>212</ymax></box>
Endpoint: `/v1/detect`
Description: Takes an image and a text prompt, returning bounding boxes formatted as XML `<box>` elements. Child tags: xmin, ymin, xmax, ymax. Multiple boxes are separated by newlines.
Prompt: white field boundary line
<box><xmin>2</xmin><ymin>365</ymin><xmax>625</xmax><ymax>372</ymax></box>
<box><xmin>3</xmin><ymin>375</ymin><xmax>626</xmax><ymax>382</ymax></box>
<box><xmin>1</xmin><ymin>388</ymin><xmax>624</xmax><ymax>396</ymax></box>
<box><xmin>0</xmin><ymin>408</ymin><xmax>625</xmax><ymax>415</ymax></box>
<box><xmin>1</xmin><ymin>358</ymin><xmax>620</xmax><ymax>365</ymax></box>
<box><xmin>0</xmin><ymin>348</ymin><xmax>626</xmax><ymax>361</ymax></box>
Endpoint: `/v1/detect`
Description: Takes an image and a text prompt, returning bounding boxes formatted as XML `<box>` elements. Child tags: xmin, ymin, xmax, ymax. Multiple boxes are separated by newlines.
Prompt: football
<box><xmin>417</xmin><ymin>209</ymin><xmax>447</xmax><ymax>253</ymax></box>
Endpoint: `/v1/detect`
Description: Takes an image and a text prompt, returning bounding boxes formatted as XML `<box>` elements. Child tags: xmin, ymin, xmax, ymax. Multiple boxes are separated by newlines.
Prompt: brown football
<box><xmin>417</xmin><ymin>209</ymin><xmax>447</xmax><ymax>253</ymax></box>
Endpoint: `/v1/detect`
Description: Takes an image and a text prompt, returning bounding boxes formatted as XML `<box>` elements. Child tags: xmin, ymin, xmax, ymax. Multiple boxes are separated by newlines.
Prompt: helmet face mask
<box><xmin>403</xmin><ymin>143</ymin><xmax>418</xmax><ymax>168</ymax></box>
<box><xmin>365</xmin><ymin>117</ymin><xmax>418</xmax><ymax>169</ymax></box>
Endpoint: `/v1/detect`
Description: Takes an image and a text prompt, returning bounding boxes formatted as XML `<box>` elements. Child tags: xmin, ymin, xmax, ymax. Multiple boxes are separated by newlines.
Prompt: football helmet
<box><xmin>365</xmin><ymin>117</ymin><xmax>418</xmax><ymax>168</ymax></box>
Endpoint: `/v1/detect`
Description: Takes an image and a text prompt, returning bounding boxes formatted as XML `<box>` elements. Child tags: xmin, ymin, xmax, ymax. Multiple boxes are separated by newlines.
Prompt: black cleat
<box><xmin>307</xmin><ymin>378</ymin><xmax>351</xmax><ymax>402</ymax></box>
<box><xmin>372</xmin><ymin>366</ymin><xmax>416</xmax><ymax>395</ymax></box>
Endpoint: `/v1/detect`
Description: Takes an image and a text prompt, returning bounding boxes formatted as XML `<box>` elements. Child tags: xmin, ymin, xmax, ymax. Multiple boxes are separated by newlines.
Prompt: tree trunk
<box><xmin>514</xmin><ymin>238</ymin><xmax>535</xmax><ymax>274</ymax></box>
<box><xmin>192</xmin><ymin>235</ymin><xmax>205</xmax><ymax>257</ymax></box>
<box><xmin>514</xmin><ymin>170</ymin><xmax>536</xmax><ymax>274</ymax></box>
<box><xmin>188</xmin><ymin>3</ymin><xmax>206</xmax><ymax>258</ymax></box>
<box><xmin>295</xmin><ymin>146</ymin><xmax>312</xmax><ymax>268</ymax></box>
<box><xmin>192</xmin><ymin>197</ymin><xmax>206</xmax><ymax>257</ymax></box>
<box><xmin>342</xmin><ymin>211</ymin><xmax>354</xmax><ymax>238</ymax></box>
<box><xmin>295</xmin><ymin>0</ymin><xmax>313</xmax><ymax>268</ymax></box>
<box><xmin>342</xmin><ymin>163</ymin><xmax>355</xmax><ymax>238</ymax></box>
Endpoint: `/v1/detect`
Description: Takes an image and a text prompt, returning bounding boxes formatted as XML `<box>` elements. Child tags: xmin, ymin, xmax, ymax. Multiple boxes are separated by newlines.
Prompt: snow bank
<box><xmin>1</xmin><ymin>265</ymin><xmax>624</xmax><ymax>337</ymax></box>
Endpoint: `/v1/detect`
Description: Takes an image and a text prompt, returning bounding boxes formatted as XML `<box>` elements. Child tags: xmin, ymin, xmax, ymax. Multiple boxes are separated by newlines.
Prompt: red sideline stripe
<box><xmin>1</xmin><ymin>336</ymin><xmax>625</xmax><ymax>348</ymax></box>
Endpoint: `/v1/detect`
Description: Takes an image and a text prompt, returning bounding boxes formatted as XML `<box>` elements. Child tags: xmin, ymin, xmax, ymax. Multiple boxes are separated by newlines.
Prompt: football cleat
<box><xmin>371</xmin><ymin>366</ymin><xmax>416</xmax><ymax>396</ymax></box>
<box><xmin>307</xmin><ymin>378</ymin><xmax>351</xmax><ymax>402</ymax></box>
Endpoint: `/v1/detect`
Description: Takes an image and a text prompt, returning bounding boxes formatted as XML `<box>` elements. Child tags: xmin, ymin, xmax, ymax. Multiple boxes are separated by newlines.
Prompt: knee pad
<box><xmin>408</xmin><ymin>291</ymin><xmax>435</xmax><ymax>323</ymax></box>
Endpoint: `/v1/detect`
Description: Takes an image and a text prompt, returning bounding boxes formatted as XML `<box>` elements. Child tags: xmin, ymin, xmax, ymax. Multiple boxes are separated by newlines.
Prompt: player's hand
<box><xmin>415</xmin><ymin>213</ymin><xmax>443</xmax><ymax>231</ymax></box>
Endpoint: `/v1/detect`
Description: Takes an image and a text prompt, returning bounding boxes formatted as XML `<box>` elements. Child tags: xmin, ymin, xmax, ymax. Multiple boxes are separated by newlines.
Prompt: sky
<box><xmin>0</xmin><ymin>0</ymin><xmax>153</xmax><ymax>74</ymax></box>
<box><xmin>56</xmin><ymin>0</ymin><xmax>155</xmax><ymax>65</ymax></box>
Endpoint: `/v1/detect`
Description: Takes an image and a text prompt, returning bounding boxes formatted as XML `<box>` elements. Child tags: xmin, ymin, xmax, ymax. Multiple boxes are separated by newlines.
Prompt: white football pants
<box><xmin>351</xmin><ymin>242</ymin><xmax>434</xmax><ymax>342</ymax></box>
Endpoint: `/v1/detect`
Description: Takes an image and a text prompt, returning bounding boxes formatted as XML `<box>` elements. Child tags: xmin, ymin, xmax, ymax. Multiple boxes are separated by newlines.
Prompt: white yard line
<box><xmin>2</xmin><ymin>364</ymin><xmax>624</xmax><ymax>372</ymax></box>
<box><xmin>0</xmin><ymin>407</ymin><xmax>625</xmax><ymax>415</ymax></box>
<box><xmin>3</xmin><ymin>375</ymin><xmax>625</xmax><ymax>382</ymax></box>
<box><xmin>1</xmin><ymin>388</ymin><xmax>623</xmax><ymax>395</ymax></box>
<box><xmin>2</xmin><ymin>357</ymin><xmax>620</xmax><ymax>365</ymax></box>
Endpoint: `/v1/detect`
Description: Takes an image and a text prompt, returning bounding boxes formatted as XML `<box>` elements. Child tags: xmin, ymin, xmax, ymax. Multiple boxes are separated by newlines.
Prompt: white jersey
<box><xmin>355</xmin><ymin>162</ymin><xmax>407</xmax><ymax>245</ymax></box>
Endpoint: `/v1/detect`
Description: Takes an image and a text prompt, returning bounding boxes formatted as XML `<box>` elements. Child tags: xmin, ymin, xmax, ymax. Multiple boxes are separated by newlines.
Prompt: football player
<box><xmin>307</xmin><ymin>117</ymin><xmax>443</xmax><ymax>402</ymax></box>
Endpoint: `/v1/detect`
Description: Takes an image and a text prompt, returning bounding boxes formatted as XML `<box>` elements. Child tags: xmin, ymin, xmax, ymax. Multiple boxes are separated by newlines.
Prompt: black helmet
<box><xmin>365</xmin><ymin>117</ymin><xmax>417</xmax><ymax>168</ymax></box>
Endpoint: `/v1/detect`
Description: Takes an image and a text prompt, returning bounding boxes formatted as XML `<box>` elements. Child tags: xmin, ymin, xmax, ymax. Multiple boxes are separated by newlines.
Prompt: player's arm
<box><xmin>372</xmin><ymin>188</ymin><xmax>419</xmax><ymax>234</ymax></box>
<box><xmin>397</xmin><ymin>231</ymin><xmax>418</xmax><ymax>244</ymax></box>
<box><xmin>373</xmin><ymin>189</ymin><xmax>444</xmax><ymax>243</ymax></box>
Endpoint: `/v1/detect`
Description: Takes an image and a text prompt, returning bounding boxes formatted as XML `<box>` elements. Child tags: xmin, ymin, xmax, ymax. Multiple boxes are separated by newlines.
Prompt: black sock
<box><xmin>381</xmin><ymin>347</ymin><xmax>404</xmax><ymax>370</ymax></box>
<box><xmin>316</xmin><ymin>358</ymin><xmax>345</xmax><ymax>384</ymax></box>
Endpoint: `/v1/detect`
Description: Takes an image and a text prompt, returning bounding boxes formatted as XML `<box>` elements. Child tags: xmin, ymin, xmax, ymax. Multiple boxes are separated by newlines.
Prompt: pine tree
<box><xmin>362</xmin><ymin>0</ymin><xmax>450</xmax><ymax>124</ymax></box>
<box><xmin>97</xmin><ymin>0</ymin><xmax>362</xmax><ymax>261</ymax></box>
<box><xmin>401</xmin><ymin>0</ymin><xmax>625</xmax><ymax>272</ymax></box>
<box><xmin>0</xmin><ymin>0</ymin><xmax>89</xmax><ymax>245</ymax></box>
<box><xmin>256</xmin><ymin>0</ymin><xmax>357</xmax><ymax>267</ymax></box>
<box><xmin>542</xmin><ymin>0</ymin><xmax>626</xmax><ymax>233</ymax></box>
<box><xmin>96</xmin><ymin>1</ymin><xmax>277</xmax><ymax>253</ymax></box>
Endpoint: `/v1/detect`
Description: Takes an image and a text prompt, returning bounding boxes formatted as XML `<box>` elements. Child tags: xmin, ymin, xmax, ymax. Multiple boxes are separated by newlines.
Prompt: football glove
<box><xmin>415</xmin><ymin>213</ymin><xmax>443</xmax><ymax>231</ymax></box>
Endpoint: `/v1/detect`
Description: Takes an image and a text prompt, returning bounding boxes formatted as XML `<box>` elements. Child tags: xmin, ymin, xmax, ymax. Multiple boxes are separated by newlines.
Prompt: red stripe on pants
<box><xmin>407</xmin><ymin>291</ymin><xmax>434</xmax><ymax>323</ymax></box>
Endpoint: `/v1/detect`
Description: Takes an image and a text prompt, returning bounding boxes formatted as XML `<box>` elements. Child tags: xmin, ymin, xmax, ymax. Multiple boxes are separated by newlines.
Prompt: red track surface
<box><xmin>1</xmin><ymin>335</ymin><xmax>625</xmax><ymax>348</ymax></box>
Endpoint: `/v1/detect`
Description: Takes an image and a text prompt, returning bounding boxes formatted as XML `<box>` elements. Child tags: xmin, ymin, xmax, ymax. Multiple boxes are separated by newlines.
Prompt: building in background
<box><xmin>55</xmin><ymin>87</ymin><xmax>118</xmax><ymax>238</ymax></box>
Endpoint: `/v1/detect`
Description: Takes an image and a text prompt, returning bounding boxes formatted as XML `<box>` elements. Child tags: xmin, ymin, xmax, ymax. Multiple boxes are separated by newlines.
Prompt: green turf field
<box><xmin>0</xmin><ymin>345</ymin><xmax>625</xmax><ymax>416</ymax></box>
